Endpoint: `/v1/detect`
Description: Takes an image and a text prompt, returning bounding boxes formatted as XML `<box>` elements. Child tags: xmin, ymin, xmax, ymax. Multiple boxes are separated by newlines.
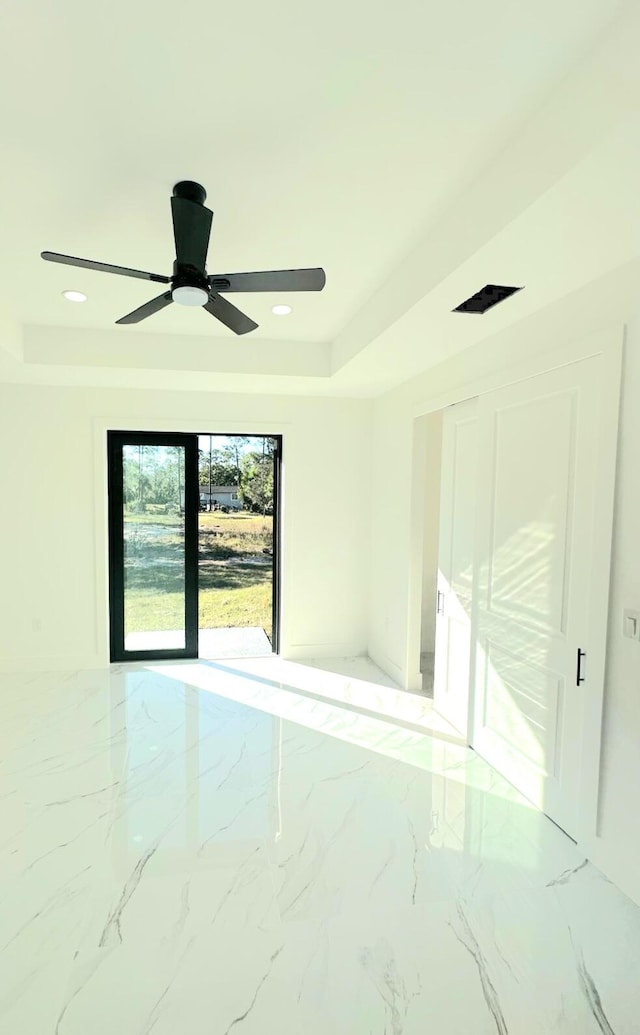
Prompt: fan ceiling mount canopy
<box><xmin>41</xmin><ymin>180</ymin><xmax>326</xmax><ymax>335</ymax></box>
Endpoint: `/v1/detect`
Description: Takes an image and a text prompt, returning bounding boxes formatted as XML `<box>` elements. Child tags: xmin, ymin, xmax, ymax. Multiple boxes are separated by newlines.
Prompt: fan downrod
<box><xmin>173</xmin><ymin>180</ymin><xmax>207</xmax><ymax>206</ymax></box>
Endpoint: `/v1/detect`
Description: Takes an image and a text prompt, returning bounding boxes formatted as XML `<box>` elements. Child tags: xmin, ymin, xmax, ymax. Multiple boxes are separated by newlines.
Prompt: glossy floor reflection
<box><xmin>2</xmin><ymin>658</ymin><xmax>640</xmax><ymax>1034</ymax></box>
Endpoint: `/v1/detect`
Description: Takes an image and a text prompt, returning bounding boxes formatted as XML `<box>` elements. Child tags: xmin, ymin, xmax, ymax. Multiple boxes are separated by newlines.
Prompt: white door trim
<box><xmin>410</xmin><ymin>323</ymin><xmax>623</xmax><ymax>419</ymax></box>
<box><xmin>574</xmin><ymin>340</ymin><xmax>623</xmax><ymax>845</ymax></box>
<box><xmin>433</xmin><ymin>398</ymin><xmax>479</xmax><ymax>737</ymax></box>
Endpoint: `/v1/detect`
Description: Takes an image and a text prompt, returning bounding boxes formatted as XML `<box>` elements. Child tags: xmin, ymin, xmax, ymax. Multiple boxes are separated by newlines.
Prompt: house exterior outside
<box><xmin>199</xmin><ymin>485</ymin><xmax>242</xmax><ymax>510</ymax></box>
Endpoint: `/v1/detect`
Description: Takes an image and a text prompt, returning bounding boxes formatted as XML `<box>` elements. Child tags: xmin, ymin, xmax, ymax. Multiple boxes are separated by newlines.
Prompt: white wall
<box><xmin>420</xmin><ymin>412</ymin><xmax>443</xmax><ymax>658</ymax></box>
<box><xmin>368</xmin><ymin>278</ymin><xmax>640</xmax><ymax>905</ymax></box>
<box><xmin>0</xmin><ymin>383</ymin><xmax>371</xmax><ymax>669</ymax></box>
<box><xmin>368</xmin><ymin>394</ymin><xmax>416</xmax><ymax>686</ymax></box>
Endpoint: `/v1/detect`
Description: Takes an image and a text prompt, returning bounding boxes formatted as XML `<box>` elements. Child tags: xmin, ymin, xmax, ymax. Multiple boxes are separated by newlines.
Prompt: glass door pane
<box><xmin>108</xmin><ymin>432</ymin><xmax>198</xmax><ymax>661</ymax></box>
<box><xmin>123</xmin><ymin>443</ymin><xmax>187</xmax><ymax>651</ymax></box>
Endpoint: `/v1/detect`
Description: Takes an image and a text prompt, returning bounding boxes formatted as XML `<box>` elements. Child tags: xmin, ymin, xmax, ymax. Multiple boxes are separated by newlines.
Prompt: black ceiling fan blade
<box><xmin>116</xmin><ymin>292</ymin><xmax>173</xmax><ymax>325</ymax></box>
<box><xmin>209</xmin><ymin>268</ymin><xmax>326</xmax><ymax>293</ymax></box>
<box><xmin>41</xmin><ymin>251</ymin><xmax>170</xmax><ymax>283</ymax></box>
<box><xmin>171</xmin><ymin>197</ymin><xmax>213</xmax><ymax>272</ymax></box>
<box><xmin>204</xmin><ymin>293</ymin><xmax>258</xmax><ymax>335</ymax></box>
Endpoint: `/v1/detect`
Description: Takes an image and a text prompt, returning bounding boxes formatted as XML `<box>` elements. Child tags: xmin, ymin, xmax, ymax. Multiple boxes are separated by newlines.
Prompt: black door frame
<box><xmin>270</xmin><ymin>435</ymin><xmax>282</xmax><ymax>653</ymax></box>
<box><xmin>107</xmin><ymin>431</ymin><xmax>200</xmax><ymax>662</ymax></box>
<box><xmin>107</xmin><ymin>430</ymin><xmax>282</xmax><ymax>662</ymax></box>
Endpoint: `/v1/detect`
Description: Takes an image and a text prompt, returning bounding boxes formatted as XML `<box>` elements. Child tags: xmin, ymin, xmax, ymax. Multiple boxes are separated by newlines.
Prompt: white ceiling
<box><xmin>0</xmin><ymin>0</ymin><xmax>637</xmax><ymax>395</ymax></box>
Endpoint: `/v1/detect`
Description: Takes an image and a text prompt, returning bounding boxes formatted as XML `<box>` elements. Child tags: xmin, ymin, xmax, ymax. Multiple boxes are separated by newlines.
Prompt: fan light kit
<box><xmin>42</xmin><ymin>181</ymin><xmax>326</xmax><ymax>335</ymax></box>
<box><xmin>173</xmin><ymin>285</ymin><xmax>209</xmax><ymax>307</ymax></box>
<box><xmin>272</xmin><ymin>304</ymin><xmax>292</xmax><ymax>315</ymax></box>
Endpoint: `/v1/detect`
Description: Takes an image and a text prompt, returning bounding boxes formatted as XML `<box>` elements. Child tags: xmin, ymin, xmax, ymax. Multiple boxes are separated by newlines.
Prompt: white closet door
<box><xmin>471</xmin><ymin>358</ymin><xmax>602</xmax><ymax>837</ymax></box>
<box><xmin>433</xmin><ymin>399</ymin><xmax>478</xmax><ymax>735</ymax></box>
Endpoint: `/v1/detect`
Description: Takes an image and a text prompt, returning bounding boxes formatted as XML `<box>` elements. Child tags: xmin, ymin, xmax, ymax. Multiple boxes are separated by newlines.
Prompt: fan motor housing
<box><xmin>172</xmin><ymin>265</ymin><xmax>209</xmax><ymax>289</ymax></box>
<box><xmin>173</xmin><ymin>180</ymin><xmax>207</xmax><ymax>205</ymax></box>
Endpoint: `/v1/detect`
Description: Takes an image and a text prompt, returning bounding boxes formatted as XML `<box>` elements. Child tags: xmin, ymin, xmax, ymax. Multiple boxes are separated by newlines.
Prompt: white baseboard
<box><xmin>282</xmin><ymin>642</ymin><xmax>367</xmax><ymax>661</ymax></box>
<box><xmin>405</xmin><ymin>666</ymin><xmax>423</xmax><ymax>693</ymax></box>
<box><xmin>0</xmin><ymin>654</ymin><xmax>105</xmax><ymax>674</ymax></box>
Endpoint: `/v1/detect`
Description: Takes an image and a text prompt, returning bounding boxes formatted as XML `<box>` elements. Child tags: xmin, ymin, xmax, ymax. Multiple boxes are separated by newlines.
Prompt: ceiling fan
<box><xmin>41</xmin><ymin>181</ymin><xmax>326</xmax><ymax>335</ymax></box>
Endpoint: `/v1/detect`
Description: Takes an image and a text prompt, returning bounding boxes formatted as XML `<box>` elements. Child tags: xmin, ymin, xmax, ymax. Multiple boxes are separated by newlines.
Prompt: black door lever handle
<box><xmin>576</xmin><ymin>648</ymin><xmax>586</xmax><ymax>686</ymax></box>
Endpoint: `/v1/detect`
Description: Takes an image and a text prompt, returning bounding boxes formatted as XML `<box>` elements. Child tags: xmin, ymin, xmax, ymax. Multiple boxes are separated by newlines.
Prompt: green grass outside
<box><xmin>123</xmin><ymin>510</ymin><xmax>274</xmax><ymax>636</ymax></box>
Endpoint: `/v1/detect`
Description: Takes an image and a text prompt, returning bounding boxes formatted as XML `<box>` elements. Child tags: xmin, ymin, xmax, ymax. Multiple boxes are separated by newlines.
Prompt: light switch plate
<box><xmin>623</xmin><ymin>609</ymin><xmax>640</xmax><ymax>640</ymax></box>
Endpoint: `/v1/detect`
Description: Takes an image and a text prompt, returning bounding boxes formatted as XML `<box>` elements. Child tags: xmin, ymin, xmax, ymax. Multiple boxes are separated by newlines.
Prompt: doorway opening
<box><xmin>197</xmin><ymin>434</ymin><xmax>279</xmax><ymax>659</ymax></box>
<box><xmin>107</xmin><ymin>431</ymin><xmax>281</xmax><ymax>663</ymax></box>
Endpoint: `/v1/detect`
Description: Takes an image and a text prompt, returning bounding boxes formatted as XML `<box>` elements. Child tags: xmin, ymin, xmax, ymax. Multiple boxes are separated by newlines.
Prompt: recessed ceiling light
<box><xmin>62</xmin><ymin>289</ymin><xmax>87</xmax><ymax>303</ymax></box>
<box><xmin>272</xmin><ymin>304</ymin><xmax>292</xmax><ymax>316</ymax></box>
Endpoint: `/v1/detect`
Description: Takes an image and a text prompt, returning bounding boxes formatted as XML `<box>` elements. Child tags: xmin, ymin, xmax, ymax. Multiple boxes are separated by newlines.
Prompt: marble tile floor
<box><xmin>2</xmin><ymin>657</ymin><xmax>640</xmax><ymax>1034</ymax></box>
<box><xmin>219</xmin><ymin>654</ymin><xmax>451</xmax><ymax>738</ymax></box>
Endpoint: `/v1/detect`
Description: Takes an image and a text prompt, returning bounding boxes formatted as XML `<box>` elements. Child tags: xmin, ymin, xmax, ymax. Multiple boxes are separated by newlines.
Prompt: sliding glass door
<box><xmin>108</xmin><ymin>431</ymin><xmax>282</xmax><ymax>663</ymax></box>
<box><xmin>108</xmin><ymin>432</ymin><xmax>199</xmax><ymax>661</ymax></box>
